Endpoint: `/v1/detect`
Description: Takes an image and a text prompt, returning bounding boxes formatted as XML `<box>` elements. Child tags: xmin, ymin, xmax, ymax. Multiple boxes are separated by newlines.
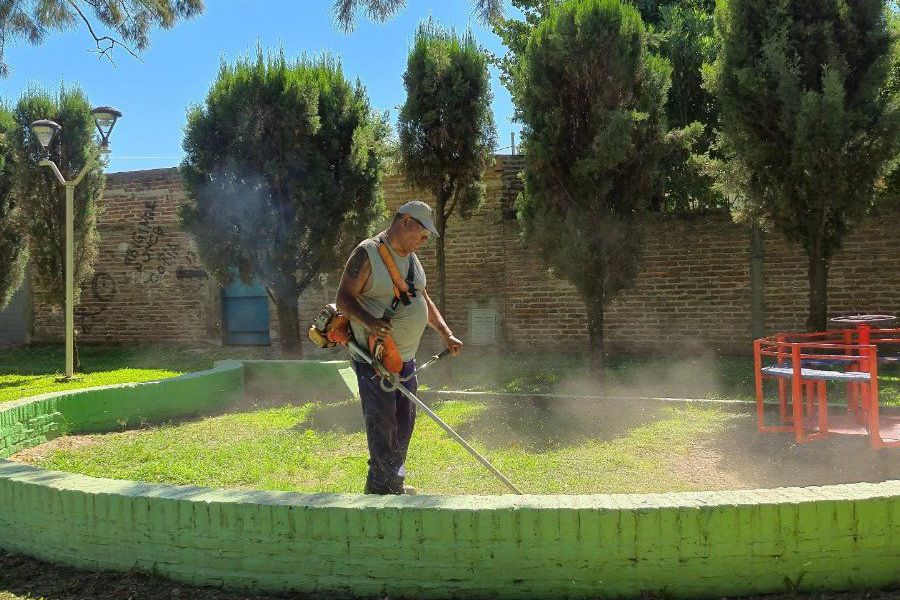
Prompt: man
<box><xmin>336</xmin><ymin>200</ymin><xmax>463</xmax><ymax>495</ymax></box>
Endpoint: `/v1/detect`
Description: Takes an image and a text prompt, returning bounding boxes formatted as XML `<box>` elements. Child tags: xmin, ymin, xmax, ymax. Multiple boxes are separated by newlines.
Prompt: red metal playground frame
<box><xmin>754</xmin><ymin>328</ymin><xmax>900</xmax><ymax>449</ymax></box>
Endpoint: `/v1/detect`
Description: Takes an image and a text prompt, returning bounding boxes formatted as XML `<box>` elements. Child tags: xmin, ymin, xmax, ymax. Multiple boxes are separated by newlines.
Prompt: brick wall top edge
<box><xmin>104</xmin><ymin>155</ymin><xmax>526</xmax><ymax>186</ymax></box>
<box><xmin>0</xmin><ymin>459</ymin><xmax>897</xmax><ymax>507</ymax></box>
<box><xmin>106</xmin><ymin>167</ymin><xmax>180</xmax><ymax>185</ymax></box>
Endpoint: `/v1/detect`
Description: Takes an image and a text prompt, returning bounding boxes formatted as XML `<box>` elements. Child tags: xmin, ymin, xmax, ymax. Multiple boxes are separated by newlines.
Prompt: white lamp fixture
<box><xmin>91</xmin><ymin>106</ymin><xmax>123</xmax><ymax>150</ymax></box>
<box><xmin>29</xmin><ymin>119</ymin><xmax>61</xmax><ymax>153</ymax></box>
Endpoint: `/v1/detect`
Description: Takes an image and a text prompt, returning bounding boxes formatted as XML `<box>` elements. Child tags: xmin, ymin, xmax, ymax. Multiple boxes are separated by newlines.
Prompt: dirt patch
<box><xmin>656</xmin><ymin>410</ymin><xmax>900</xmax><ymax>491</ymax></box>
<box><xmin>703</xmin><ymin>414</ymin><xmax>900</xmax><ymax>489</ymax></box>
<box><xmin>665</xmin><ymin>441</ymin><xmax>749</xmax><ymax>490</ymax></box>
<box><xmin>9</xmin><ymin>434</ymin><xmax>100</xmax><ymax>465</ymax></box>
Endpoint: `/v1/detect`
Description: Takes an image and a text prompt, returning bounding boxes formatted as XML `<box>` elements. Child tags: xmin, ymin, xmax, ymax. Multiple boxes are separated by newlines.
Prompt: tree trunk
<box><xmin>586</xmin><ymin>291</ymin><xmax>605</xmax><ymax>381</ymax></box>
<box><xmin>749</xmin><ymin>224</ymin><xmax>765</xmax><ymax>339</ymax></box>
<box><xmin>73</xmin><ymin>338</ymin><xmax>81</xmax><ymax>373</ymax></box>
<box><xmin>806</xmin><ymin>244</ymin><xmax>829</xmax><ymax>333</ymax></box>
<box><xmin>435</xmin><ymin>195</ymin><xmax>448</xmax><ymax>316</ymax></box>
<box><xmin>274</xmin><ymin>293</ymin><xmax>303</xmax><ymax>358</ymax></box>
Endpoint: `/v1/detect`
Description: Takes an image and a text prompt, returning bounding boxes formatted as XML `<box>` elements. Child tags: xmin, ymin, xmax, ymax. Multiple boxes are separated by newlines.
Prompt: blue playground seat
<box><xmin>760</xmin><ymin>365</ymin><xmax>871</xmax><ymax>382</ymax></box>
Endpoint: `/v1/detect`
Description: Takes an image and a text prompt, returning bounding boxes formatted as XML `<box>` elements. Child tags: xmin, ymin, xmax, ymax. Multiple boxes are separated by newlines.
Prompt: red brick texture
<box><xmin>32</xmin><ymin>168</ymin><xmax>219</xmax><ymax>345</ymax></box>
<box><xmin>31</xmin><ymin>160</ymin><xmax>900</xmax><ymax>355</ymax></box>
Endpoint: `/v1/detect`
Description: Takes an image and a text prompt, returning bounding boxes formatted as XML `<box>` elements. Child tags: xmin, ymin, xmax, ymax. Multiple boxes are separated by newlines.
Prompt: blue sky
<box><xmin>3</xmin><ymin>0</ymin><xmax>520</xmax><ymax>173</ymax></box>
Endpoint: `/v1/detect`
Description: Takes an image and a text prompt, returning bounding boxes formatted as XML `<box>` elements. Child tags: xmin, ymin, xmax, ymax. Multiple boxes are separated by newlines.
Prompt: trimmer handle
<box><xmin>435</xmin><ymin>348</ymin><xmax>452</xmax><ymax>360</ymax></box>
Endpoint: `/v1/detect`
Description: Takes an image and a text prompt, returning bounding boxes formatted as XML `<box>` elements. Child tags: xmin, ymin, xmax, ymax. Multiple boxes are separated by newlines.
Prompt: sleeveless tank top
<box><xmin>346</xmin><ymin>235</ymin><xmax>428</xmax><ymax>361</ymax></box>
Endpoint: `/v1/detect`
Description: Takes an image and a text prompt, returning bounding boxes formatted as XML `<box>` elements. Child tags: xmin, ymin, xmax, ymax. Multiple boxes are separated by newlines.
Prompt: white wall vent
<box><xmin>468</xmin><ymin>308</ymin><xmax>498</xmax><ymax>346</ymax></box>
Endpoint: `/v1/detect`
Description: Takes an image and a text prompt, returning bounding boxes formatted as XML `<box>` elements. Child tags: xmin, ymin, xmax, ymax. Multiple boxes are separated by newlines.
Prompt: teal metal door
<box><xmin>222</xmin><ymin>278</ymin><xmax>270</xmax><ymax>346</ymax></box>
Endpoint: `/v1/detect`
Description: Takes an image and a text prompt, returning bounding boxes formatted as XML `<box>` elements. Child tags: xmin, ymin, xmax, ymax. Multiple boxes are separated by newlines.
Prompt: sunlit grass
<box><xmin>35</xmin><ymin>401</ymin><xmax>735</xmax><ymax>495</ymax></box>
<box><xmin>0</xmin><ymin>368</ymin><xmax>183</xmax><ymax>404</ymax></box>
<box><xmin>0</xmin><ymin>344</ymin><xmax>264</xmax><ymax>405</ymax></box>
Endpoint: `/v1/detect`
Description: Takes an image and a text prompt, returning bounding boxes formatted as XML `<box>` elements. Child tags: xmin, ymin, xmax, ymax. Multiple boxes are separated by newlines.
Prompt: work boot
<box><xmin>364</xmin><ymin>473</ymin><xmax>406</xmax><ymax>495</ymax></box>
<box><xmin>364</xmin><ymin>477</ymin><xmax>392</xmax><ymax>495</ymax></box>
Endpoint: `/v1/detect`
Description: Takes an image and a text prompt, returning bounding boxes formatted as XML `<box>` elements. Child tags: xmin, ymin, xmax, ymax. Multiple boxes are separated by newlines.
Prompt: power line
<box><xmin>113</xmin><ymin>156</ymin><xmax>181</xmax><ymax>159</ymax></box>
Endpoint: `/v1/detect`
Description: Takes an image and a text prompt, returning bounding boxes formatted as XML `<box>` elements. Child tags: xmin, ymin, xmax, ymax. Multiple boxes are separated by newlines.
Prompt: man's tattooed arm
<box><xmin>346</xmin><ymin>247</ymin><xmax>367</xmax><ymax>279</ymax></box>
<box><xmin>336</xmin><ymin>245</ymin><xmax>391</xmax><ymax>335</ymax></box>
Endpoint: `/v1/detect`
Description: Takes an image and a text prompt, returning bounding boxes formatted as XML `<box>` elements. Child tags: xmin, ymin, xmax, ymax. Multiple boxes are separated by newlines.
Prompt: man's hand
<box><xmin>443</xmin><ymin>332</ymin><xmax>464</xmax><ymax>356</ymax></box>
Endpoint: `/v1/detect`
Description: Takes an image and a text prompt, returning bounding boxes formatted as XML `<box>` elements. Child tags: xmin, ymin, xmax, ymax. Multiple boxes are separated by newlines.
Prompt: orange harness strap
<box><xmin>370</xmin><ymin>238</ymin><xmax>416</xmax><ymax>374</ymax></box>
<box><xmin>376</xmin><ymin>241</ymin><xmax>409</xmax><ymax>300</ymax></box>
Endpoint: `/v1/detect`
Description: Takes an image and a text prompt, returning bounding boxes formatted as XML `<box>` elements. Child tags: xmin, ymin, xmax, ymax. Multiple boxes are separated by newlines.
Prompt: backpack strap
<box><xmin>376</xmin><ymin>236</ymin><xmax>417</xmax><ymax>311</ymax></box>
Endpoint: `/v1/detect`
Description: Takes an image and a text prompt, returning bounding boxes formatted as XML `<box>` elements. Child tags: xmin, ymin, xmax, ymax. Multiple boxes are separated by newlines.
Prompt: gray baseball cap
<box><xmin>397</xmin><ymin>200</ymin><xmax>439</xmax><ymax>236</ymax></box>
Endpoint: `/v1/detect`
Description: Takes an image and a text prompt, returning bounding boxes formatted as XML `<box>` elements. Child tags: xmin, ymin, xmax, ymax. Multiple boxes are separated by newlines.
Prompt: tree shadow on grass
<box><xmin>0</xmin><ymin>377</ymin><xmax>37</xmax><ymax>391</ymax></box>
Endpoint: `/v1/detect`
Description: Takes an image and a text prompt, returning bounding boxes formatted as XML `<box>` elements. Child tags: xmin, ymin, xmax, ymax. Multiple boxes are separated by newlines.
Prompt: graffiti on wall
<box><xmin>75</xmin><ymin>271</ymin><xmax>117</xmax><ymax>334</ymax></box>
<box><xmin>123</xmin><ymin>201</ymin><xmax>208</xmax><ymax>288</ymax></box>
<box><xmin>124</xmin><ymin>200</ymin><xmax>181</xmax><ymax>284</ymax></box>
<box><xmin>176</xmin><ymin>267</ymin><xmax>209</xmax><ymax>281</ymax></box>
<box><xmin>176</xmin><ymin>250</ymin><xmax>209</xmax><ymax>293</ymax></box>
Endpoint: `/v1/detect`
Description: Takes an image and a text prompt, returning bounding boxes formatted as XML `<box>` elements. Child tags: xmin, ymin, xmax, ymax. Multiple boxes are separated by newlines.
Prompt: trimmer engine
<box><xmin>308</xmin><ymin>304</ymin><xmax>353</xmax><ymax>348</ymax></box>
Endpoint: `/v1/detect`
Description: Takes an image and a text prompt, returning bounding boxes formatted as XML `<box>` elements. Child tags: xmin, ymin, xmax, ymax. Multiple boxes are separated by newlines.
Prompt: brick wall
<box><xmin>31</xmin><ymin>160</ymin><xmax>900</xmax><ymax>354</ymax></box>
<box><xmin>364</xmin><ymin>158</ymin><xmax>900</xmax><ymax>354</ymax></box>
<box><xmin>0</xmin><ymin>399</ymin><xmax>63</xmax><ymax>457</ymax></box>
<box><xmin>33</xmin><ymin>168</ymin><xmax>220</xmax><ymax>345</ymax></box>
<box><xmin>764</xmin><ymin>209</ymin><xmax>900</xmax><ymax>335</ymax></box>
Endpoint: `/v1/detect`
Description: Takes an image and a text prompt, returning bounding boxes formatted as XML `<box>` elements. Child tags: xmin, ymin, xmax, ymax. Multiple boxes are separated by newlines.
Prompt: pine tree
<box><xmin>180</xmin><ymin>50</ymin><xmax>387</xmax><ymax>356</ymax></box>
<box><xmin>494</xmin><ymin>0</ymin><xmax>723</xmax><ymax>213</ymax></box>
<box><xmin>333</xmin><ymin>0</ymin><xmax>502</xmax><ymax>32</ymax></box>
<box><xmin>512</xmin><ymin>0</ymin><xmax>670</xmax><ymax>374</ymax></box>
<box><xmin>0</xmin><ymin>104</ymin><xmax>28</xmax><ymax>310</ymax></box>
<box><xmin>0</xmin><ymin>0</ymin><xmax>203</xmax><ymax>76</ymax></box>
<box><xmin>398</xmin><ymin>20</ymin><xmax>496</xmax><ymax>314</ymax></box>
<box><xmin>713</xmin><ymin>0</ymin><xmax>900</xmax><ymax>331</ymax></box>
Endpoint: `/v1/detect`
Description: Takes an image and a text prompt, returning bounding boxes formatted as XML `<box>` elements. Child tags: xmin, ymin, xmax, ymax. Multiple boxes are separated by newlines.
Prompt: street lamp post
<box><xmin>29</xmin><ymin>107</ymin><xmax>122</xmax><ymax>380</ymax></box>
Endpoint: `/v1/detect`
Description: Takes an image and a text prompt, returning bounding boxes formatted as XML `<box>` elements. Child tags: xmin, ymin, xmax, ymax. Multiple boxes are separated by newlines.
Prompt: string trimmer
<box><xmin>309</xmin><ymin>304</ymin><xmax>523</xmax><ymax>495</ymax></box>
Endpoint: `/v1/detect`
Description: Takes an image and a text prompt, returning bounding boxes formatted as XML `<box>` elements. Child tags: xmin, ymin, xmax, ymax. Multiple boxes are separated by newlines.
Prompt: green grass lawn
<box><xmin>29</xmin><ymin>399</ymin><xmax>737</xmax><ymax>494</ymax></box>
<box><xmin>2</xmin><ymin>344</ymin><xmax>898</xmax><ymax>598</ymax></box>
<box><xmin>0</xmin><ymin>344</ymin><xmax>269</xmax><ymax>405</ymax></box>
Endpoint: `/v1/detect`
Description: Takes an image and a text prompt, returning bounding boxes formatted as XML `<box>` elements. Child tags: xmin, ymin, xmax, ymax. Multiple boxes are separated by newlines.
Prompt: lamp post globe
<box><xmin>90</xmin><ymin>106</ymin><xmax>122</xmax><ymax>150</ymax></box>
<box><xmin>29</xmin><ymin>119</ymin><xmax>61</xmax><ymax>152</ymax></box>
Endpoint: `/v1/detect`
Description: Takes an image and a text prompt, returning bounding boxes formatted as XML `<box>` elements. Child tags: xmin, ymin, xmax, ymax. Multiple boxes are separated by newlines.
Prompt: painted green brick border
<box><xmin>0</xmin><ymin>360</ymin><xmax>897</xmax><ymax>599</ymax></box>
<box><xmin>0</xmin><ymin>360</ymin><xmax>245</xmax><ymax>449</ymax></box>
<box><xmin>239</xmin><ymin>359</ymin><xmax>359</xmax><ymax>401</ymax></box>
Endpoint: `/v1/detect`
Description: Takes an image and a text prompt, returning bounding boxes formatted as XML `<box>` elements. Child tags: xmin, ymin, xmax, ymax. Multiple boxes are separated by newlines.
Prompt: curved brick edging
<box><xmin>0</xmin><ymin>360</ymin><xmax>897</xmax><ymax>599</ymax></box>
<box><xmin>0</xmin><ymin>360</ymin><xmax>245</xmax><ymax>457</ymax></box>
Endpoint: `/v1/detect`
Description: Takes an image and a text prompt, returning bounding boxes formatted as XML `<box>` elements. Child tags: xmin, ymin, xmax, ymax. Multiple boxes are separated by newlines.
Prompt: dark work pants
<box><xmin>352</xmin><ymin>359</ymin><xmax>417</xmax><ymax>494</ymax></box>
